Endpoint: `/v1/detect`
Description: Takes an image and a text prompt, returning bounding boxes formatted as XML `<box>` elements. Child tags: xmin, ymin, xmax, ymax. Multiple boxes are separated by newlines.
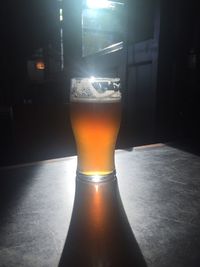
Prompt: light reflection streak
<box><xmin>95</xmin><ymin>184</ymin><xmax>99</xmax><ymax>193</ymax></box>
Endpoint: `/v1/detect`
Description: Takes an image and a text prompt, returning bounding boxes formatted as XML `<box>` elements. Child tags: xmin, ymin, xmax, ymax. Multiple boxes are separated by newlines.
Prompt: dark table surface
<box><xmin>0</xmin><ymin>144</ymin><xmax>200</xmax><ymax>267</ymax></box>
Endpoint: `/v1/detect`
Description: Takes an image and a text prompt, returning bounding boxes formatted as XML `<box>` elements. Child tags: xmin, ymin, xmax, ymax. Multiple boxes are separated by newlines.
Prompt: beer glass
<box><xmin>59</xmin><ymin>77</ymin><xmax>147</xmax><ymax>267</ymax></box>
<box><xmin>70</xmin><ymin>77</ymin><xmax>121</xmax><ymax>181</ymax></box>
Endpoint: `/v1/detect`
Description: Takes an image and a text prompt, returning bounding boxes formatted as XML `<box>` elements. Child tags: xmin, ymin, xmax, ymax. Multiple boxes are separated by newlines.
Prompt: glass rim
<box><xmin>70</xmin><ymin>77</ymin><xmax>121</xmax><ymax>102</ymax></box>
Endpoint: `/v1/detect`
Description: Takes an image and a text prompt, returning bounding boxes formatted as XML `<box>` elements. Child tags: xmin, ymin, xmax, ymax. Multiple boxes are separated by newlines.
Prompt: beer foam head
<box><xmin>70</xmin><ymin>77</ymin><xmax>121</xmax><ymax>102</ymax></box>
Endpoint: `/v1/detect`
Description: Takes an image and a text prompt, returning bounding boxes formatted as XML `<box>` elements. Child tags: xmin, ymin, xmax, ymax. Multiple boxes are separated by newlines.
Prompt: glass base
<box><xmin>59</xmin><ymin>170</ymin><xmax>147</xmax><ymax>267</ymax></box>
<box><xmin>76</xmin><ymin>170</ymin><xmax>116</xmax><ymax>183</ymax></box>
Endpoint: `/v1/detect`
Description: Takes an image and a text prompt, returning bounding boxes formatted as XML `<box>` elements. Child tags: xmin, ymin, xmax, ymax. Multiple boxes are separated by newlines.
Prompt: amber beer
<box><xmin>70</xmin><ymin>100</ymin><xmax>121</xmax><ymax>175</ymax></box>
<box><xmin>70</xmin><ymin>78</ymin><xmax>121</xmax><ymax>176</ymax></box>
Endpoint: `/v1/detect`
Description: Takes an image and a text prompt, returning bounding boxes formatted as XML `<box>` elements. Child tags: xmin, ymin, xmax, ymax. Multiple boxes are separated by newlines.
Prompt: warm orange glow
<box><xmin>92</xmin><ymin>183</ymin><xmax>103</xmax><ymax>228</ymax></box>
<box><xmin>70</xmin><ymin>101</ymin><xmax>121</xmax><ymax>175</ymax></box>
<box><xmin>35</xmin><ymin>61</ymin><xmax>45</xmax><ymax>70</ymax></box>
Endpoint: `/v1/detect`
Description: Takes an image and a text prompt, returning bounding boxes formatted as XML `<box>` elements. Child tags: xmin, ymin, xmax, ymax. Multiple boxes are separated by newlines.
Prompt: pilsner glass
<box><xmin>70</xmin><ymin>77</ymin><xmax>121</xmax><ymax>179</ymax></box>
<box><xmin>59</xmin><ymin>77</ymin><xmax>147</xmax><ymax>267</ymax></box>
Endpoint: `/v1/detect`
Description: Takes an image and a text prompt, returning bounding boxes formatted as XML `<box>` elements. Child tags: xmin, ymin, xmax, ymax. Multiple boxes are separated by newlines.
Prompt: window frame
<box><xmin>81</xmin><ymin>0</ymin><xmax>125</xmax><ymax>57</ymax></box>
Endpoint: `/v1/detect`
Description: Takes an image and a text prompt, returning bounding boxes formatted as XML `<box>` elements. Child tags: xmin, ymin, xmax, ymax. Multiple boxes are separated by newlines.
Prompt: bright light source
<box><xmin>59</xmin><ymin>8</ymin><xmax>63</xmax><ymax>21</ymax></box>
<box><xmin>86</xmin><ymin>0</ymin><xmax>113</xmax><ymax>9</ymax></box>
<box><xmin>35</xmin><ymin>61</ymin><xmax>45</xmax><ymax>70</ymax></box>
<box><xmin>89</xmin><ymin>76</ymin><xmax>95</xmax><ymax>83</ymax></box>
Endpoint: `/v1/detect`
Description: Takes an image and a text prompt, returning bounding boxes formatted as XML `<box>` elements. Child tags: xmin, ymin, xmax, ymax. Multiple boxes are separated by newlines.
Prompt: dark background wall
<box><xmin>0</xmin><ymin>0</ymin><xmax>200</xmax><ymax>166</ymax></box>
<box><xmin>0</xmin><ymin>0</ymin><xmax>61</xmax><ymax>104</ymax></box>
<box><xmin>157</xmin><ymin>0</ymin><xmax>200</xmax><ymax>143</ymax></box>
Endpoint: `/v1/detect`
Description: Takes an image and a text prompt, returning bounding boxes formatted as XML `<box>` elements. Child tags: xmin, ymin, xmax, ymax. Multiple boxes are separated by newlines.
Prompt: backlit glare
<box><xmin>59</xmin><ymin>8</ymin><xmax>63</xmax><ymax>21</ymax></box>
<box><xmin>86</xmin><ymin>0</ymin><xmax>114</xmax><ymax>9</ymax></box>
<box><xmin>89</xmin><ymin>76</ymin><xmax>95</xmax><ymax>83</ymax></box>
<box><xmin>92</xmin><ymin>175</ymin><xmax>102</xmax><ymax>182</ymax></box>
